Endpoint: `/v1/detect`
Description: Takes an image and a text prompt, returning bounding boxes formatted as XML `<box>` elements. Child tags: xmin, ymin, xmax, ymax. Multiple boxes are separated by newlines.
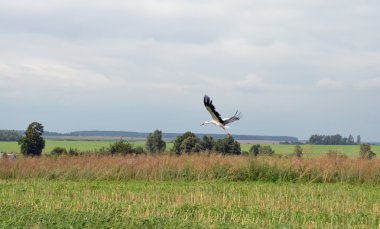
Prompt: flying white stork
<box><xmin>201</xmin><ymin>95</ymin><xmax>242</xmax><ymax>136</ymax></box>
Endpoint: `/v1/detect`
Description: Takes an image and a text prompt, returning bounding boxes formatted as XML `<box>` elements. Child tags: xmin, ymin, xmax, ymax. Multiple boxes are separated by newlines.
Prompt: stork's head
<box><xmin>200</xmin><ymin>121</ymin><xmax>210</xmax><ymax>126</ymax></box>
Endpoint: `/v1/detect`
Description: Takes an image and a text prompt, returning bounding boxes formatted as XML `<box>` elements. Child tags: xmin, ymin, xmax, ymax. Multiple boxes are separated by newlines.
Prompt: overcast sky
<box><xmin>0</xmin><ymin>0</ymin><xmax>379</xmax><ymax>141</ymax></box>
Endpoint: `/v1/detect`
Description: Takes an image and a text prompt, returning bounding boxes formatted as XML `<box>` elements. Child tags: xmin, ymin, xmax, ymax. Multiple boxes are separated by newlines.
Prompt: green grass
<box><xmin>240</xmin><ymin>144</ymin><xmax>380</xmax><ymax>157</ymax></box>
<box><xmin>241</xmin><ymin>144</ymin><xmax>380</xmax><ymax>157</ymax></box>
<box><xmin>0</xmin><ymin>179</ymin><xmax>378</xmax><ymax>228</ymax></box>
<box><xmin>0</xmin><ymin>140</ymin><xmax>155</xmax><ymax>154</ymax></box>
<box><xmin>1</xmin><ymin>139</ymin><xmax>379</xmax><ymax>157</ymax></box>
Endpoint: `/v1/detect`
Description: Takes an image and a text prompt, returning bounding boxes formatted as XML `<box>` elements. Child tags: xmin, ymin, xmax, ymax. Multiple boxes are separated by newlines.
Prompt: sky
<box><xmin>0</xmin><ymin>0</ymin><xmax>379</xmax><ymax>141</ymax></box>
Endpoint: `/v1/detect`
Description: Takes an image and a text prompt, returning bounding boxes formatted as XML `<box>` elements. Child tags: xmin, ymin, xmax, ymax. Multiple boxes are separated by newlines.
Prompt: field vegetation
<box><xmin>1</xmin><ymin>138</ymin><xmax>380</xmax><ymax>227</ymax></box>
<box><xmin>1</xmin><ymin>154</ymin><xmax>380</xmax><ymax>184</ymax></box>
<box><xmin>0</xmin><ymin>179</ymin><xmax>378</xmax><ymax>228</ymax></box>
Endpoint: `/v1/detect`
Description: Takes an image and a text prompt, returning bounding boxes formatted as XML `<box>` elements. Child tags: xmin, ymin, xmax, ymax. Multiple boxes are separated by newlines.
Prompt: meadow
<box><xmin>1</xmin><ymin>139</ymin><xmax>379</xmax><ymax>157</ymax></box>
<box><xmin>0</xmin><ymin>179</ymin><xmax>379</xmax><ymax>228</ymax></box>
<box><xmin>1</xmin><ymin>153</ymin><xmax>380</xmax><ymax>227</ymax></box>
<box><xmin>1</xmin><ymin>140</ymin><xmax>379</xmax><ymax>227</ymax></box>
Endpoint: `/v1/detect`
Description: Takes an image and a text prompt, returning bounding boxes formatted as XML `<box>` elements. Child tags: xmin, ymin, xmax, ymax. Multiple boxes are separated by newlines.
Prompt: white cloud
<box><xmin>0</xmin><ymin>64</ymin><xmax>10</xmax><ymax>72</ymax></box>
<box><xmin>21</xmin><ymin>60</ymin><xmax>110</xmax><ymax>89</ymax></box>
<box><xmin>236</xmin><ymin>74</ymin><xmax>304</xmax><ymax>92</ymax></box>
<box><xmin>0</xmin><ymin>59</ymin><xmax>111</xmax><ymax>102</ymax></box>
<box><xmin>316</xmin><ymin>78</ymin><xmax>345</xmax><ymax>90</ymax></box>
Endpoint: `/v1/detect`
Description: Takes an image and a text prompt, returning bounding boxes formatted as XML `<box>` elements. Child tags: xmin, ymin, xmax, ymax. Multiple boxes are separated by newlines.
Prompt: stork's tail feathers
<box><xmin>236</xmin><ymin>111</ymin><xmax>242</xmax><ymax>119</ymax></box>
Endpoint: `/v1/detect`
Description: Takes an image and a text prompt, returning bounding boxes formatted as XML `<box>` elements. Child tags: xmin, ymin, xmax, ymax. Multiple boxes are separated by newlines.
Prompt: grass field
<box><xmin>1</xmin><ymin>153</ymin><xmax>379</xmax><ymax>228</ymax></box>
<box><xmin>0</xmin><ymin>179</ymin><xmax>379</xmax><ymax>228</ymax></box>
<box><xmin>1</xmin><ymin>139</ymin><xmax>379</xmax><ymax>157</ymax></box>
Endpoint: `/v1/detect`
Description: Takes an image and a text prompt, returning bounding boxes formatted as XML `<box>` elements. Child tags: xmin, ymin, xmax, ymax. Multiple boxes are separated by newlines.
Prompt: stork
<box><xmin>201</xmin><ymin>95</ymin><xmax>242</xmax><ymax>136</ymax></box>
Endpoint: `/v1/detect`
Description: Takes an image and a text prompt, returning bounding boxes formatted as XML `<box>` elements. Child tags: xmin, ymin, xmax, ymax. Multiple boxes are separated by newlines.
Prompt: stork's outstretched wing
<box><xmin>204</xmin><ymin>95</ymin><xmax>224</xmax><ymax>124</ymax></box>
<box><xmin>223</xmin><ymin>111</ymin><xmax>242</xmax><ymax>125</ymax></box>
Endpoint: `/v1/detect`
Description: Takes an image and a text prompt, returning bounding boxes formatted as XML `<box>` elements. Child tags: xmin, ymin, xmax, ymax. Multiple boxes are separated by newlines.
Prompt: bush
<box><xmin>359</xmin><ymin>144</ymin><xmax>376</xmax><ymax>159</ymax></box>
<box><xmin>172</xmin><ymin>132</ymin><xmax>202</xmax><ymax>155</ymax></box>
<box><xmin>250</xmin><ymin>144</ymin><xmax>261</xmax><ymax>156</ymax></box>
<box><xmin>67</xmin><ymin>148</ymin><xmax>79</xmax><ymax>156</ymax></box>
<box><xmin>180</xmin><ymin>136</ymin><xmax>203</xmax><ymax>154</ymax></box>
<box><xmin>259</xmin><ymin>145</ymin><xmax>275</xmax><ymax>156</ymax></box>
<box><xmin>50</xmin><ymin>147</ymin><xmax>79</xmax><ymax>156</ymax></box>
<box><xmin>109</xmin><ymin>139</ymin><xmax>134</xmax><ymax>155</ymax></box>
<box><xmin>293</xmin><ymin>145</ymin><xmax>303</xmax><ymax>158</ymax></box>
<box><xmin>51</xmin><ymin>147</ymin><xmax>67</xmax><ymax>155</ymax></box>
<box><xmin>134</xmin><ymin>146</ymin><xmax>145</xmax><ymax>154</ymax></box>
<box><xmin>249</xmin><ymin>144</ymin><xmax>275</xmax><ymax>156</ymax></box>
<box><xmin>215</xmin><ymin>136</ymin><xmax>241</xmax><ymax>155</ymax></box>
<box><xmin>327</xmin><ymin>150</ymin><xmax>347</xmax><ymax>159</ymax></box>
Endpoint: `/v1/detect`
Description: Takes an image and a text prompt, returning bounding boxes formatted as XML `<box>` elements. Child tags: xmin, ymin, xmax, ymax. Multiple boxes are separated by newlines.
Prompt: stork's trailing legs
<box><xmin>222</xmin><ymin>127</ymin><xmax>232</xmax><ymax>137</ymax></box>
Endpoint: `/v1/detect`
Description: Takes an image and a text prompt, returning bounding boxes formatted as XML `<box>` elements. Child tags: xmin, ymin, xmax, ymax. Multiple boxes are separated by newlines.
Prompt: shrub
<box><xmin>293</xmin><ymin>145</ymin><xmax>303</xmax><ymax>158</ymax></box>
<box><xmin>134</xmin><ymin>146</ymin><xmax>145</xmax><ymax>154</ymax></box>
<box><xmin>249</xmin><ymin>144</ymin><xmax>275</xmax><ymax>156</ymax></box>
<box><xmin>359</xmin><ymin>144</ymin><xmax>376</xmax><ymax>159</ymax></box>
<box><xmin>51</xmin><ymin>147</ymin><xmax>67</xmax><ymax>155</ymax></box>
<box><xmin>180</xmin><ymin>136</ymin><xmax>202</xmax><ymax>154</ymax></box>
<box><xmin>67</xmin><ymin>148</ymin><xmax>79</xmax><ymax>156</ymax></box>
<box><xmin>259</xmin><ymin>145</ymin><xmax>275</xmax><ymax>156</ymax></box>
<box><xmin>250</xmin><ymin>144</ymin><xmax>261</xmax><ymax>156</ymax></box>
<box><xmin>109</xmin><ymin>139</ymin><xmax>134</xmax><ymax>155</ymax></box>
<box><xmin>327</xmin><ymin>150</ymin><xmax>347</xmax><ymax>159</ymax></box>
<box><xmin>172</xmin><ymin>132</ymin><xmax>201</xmax><ymax>155</ymax></box>
<box><xmin>215</xmin><ymin>136</ymin><xmax>241</xmax><ymax>155</ymax></box>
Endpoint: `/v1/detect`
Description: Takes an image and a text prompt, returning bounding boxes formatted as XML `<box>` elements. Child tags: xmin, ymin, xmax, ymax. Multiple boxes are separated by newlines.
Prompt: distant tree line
<box><xmin>308</xmin><ymin>134</ymin><xmax>361</xmax><ymax>145</ymax></box>
<box><xmin>11</xmin><ymin>122</ymin><xmax>376</xmax><ymax>160</ymax></box>
<box><xmin>0</xmin><ymin>130</ymin><xmax>22</xmax><ymax>141</ymax></box>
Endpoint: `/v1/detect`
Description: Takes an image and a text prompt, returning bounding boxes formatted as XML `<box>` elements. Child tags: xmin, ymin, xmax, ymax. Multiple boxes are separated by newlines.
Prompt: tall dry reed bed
<box><xmin>0</xmin><ymin>154</ymin><xmax>379</xmax><ymax>184</ymax></box>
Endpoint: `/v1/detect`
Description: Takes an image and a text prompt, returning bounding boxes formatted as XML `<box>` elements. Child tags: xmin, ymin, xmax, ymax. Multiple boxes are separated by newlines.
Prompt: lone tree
<box><xmin>18</xmin><ymin>122</ymin><xmax>45</xmax><ymax>156</ymax></box>
<box><xmin>145</xmin><ymin>130</ymin><xmax>166</xmax><ymax>153</ymax></box>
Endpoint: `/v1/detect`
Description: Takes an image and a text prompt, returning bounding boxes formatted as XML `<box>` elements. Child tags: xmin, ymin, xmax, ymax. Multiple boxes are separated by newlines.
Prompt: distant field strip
<box><xmin>0</xmin><ymin>140</ymin><xmax>147</xmax><ymax>153</ymax></box>
<box><xmin>0</xmin><ymin>180</ymin><xmax>378</xmax><ymax>228</ymax></box>
<box><xmin>1</xmin><ymin>140</ymin><xmax>379</xmax><ymax>156</ymax></box>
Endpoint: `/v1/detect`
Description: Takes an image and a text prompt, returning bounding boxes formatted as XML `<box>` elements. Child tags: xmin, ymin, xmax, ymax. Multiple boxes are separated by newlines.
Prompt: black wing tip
<box><xmin>204</xmin><ymin>95</ymin><xmax>211</xmax><ymax>106</ymax></box>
